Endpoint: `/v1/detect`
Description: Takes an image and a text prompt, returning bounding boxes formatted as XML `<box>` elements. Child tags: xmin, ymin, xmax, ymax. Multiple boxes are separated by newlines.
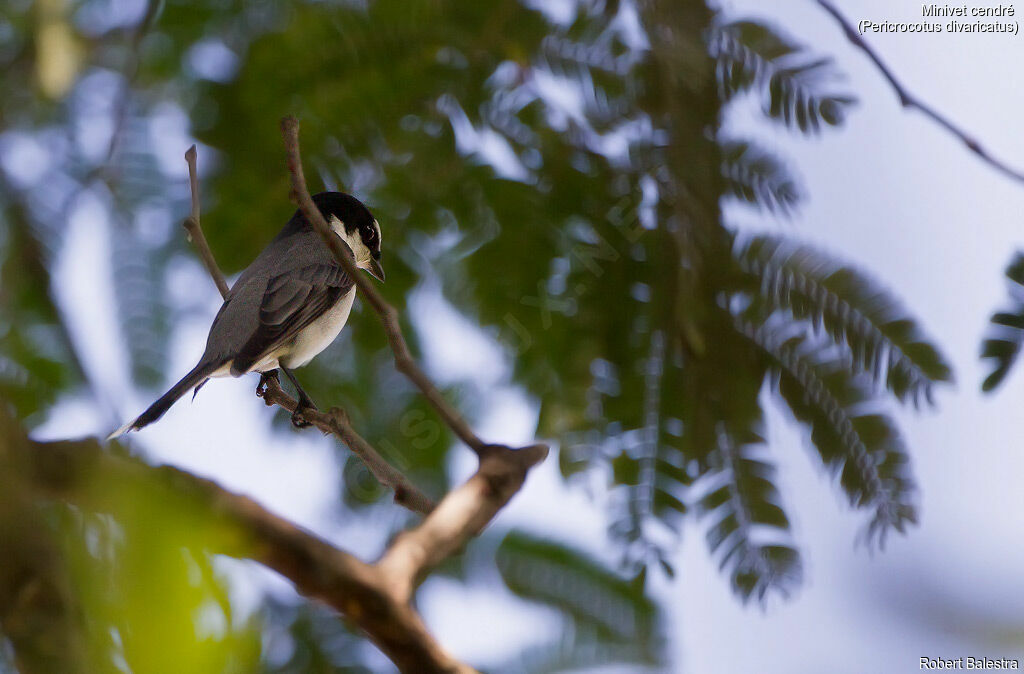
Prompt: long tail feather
<box><xmin>107</xmin><ymin>361</ymin><xmax>221</xmax><ymax>440</ymax></box>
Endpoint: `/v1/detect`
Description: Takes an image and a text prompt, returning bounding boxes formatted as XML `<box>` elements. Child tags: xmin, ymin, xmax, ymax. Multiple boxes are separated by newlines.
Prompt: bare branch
<box><xmin>182</xmin><ymin>145</ymin><xmax>230</xmax><ymax>299</ymax></box>
<box><xmin>378</xmin><ymin>443</ymin><xmax>548</xmax><ymax>603</ymax></box>
<box><xmin>279</xmin><ymin>115</ymin><xmax>487</xmax><ymax>455</ymax></box>
<box><xmin>178</xmin><ymin>145</ymin><xmax>434</xmax><ymax>516</ymax></box>
<box><xmin>815</xmin><ymin>0</ymin><xmax>1024</xmax><ymax>184</ymax></box>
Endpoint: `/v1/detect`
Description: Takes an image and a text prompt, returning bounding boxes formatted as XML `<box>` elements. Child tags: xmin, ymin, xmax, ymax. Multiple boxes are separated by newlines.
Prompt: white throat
<box><xmin>330</xmin><ymin>215</ymin><xmax>373</xmax><ymax>268</ymax></box>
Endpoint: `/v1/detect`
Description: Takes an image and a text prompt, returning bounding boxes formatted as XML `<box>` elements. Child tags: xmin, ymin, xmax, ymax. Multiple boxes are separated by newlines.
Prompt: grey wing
<box><xmin>230</xmin><ymin>261</ymin><xmax>353</xmax><ymax>375</ymax></box>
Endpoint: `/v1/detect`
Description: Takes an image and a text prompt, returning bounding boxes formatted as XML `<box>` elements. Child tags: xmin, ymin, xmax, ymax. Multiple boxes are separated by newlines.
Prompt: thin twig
<box><xmin>815</xmin><ymin>0</ymin><xmax>1024</xmax><ymax>184</ymax></box>
<box><xmin>182</xmin><ymin>146</ymin><xmax>230</xmax><ymax>299</ymax></box>
<box><xmin>179</xmin><ymin>146</ymin><xmax>434</xmax><ymax>516</ymax></box>
<box><xmin>279</xmin><ymin>116</ymin><xmax>487</xmax><ymax>455</ymax></box>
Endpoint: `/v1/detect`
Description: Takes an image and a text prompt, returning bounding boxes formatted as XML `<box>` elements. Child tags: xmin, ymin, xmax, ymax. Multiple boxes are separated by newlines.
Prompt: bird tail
<box><xmin>107</xmin><ymin>361</ymin><xmax>221</xmax><ymax>440</ymax></box>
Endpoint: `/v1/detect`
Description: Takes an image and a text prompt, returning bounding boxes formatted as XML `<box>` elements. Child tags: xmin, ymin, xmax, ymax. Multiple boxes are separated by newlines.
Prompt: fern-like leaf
<box><xmin>496</xmin><ymin>532</ymin><xmax>663</xmax><ymax>669</ymax></box>
<box><xmin>721</xmin><ymin>140</ymin><xmax>801</xmax><ymax>216</ymax></box>
<box><xmin>110</xmin><ymin>229</ymin><xmax>171</xmax><ymax>388</ymax></box>
<box><xmin>981</xmin><ymin>252</ymin><xmax>1024</xmax><ymax>392</ymax></box>
<box><xmin>737</xmin><ymin>319</ymin><xmax>917</xmax><ymax>545</ymax></box>
<box><xmin>736</xmin><ymin>234</ymin><xmax>952</xmax><ymax>405</ymax></box>
<box><xmin>710</xmin><ymin>19</ymin><xmax>855</xmax><ymax>132</ymax></box>
<box><xmin>697</xmin><ymin>420</ymin><xmax>801</xmax><ymax>603</ymax></box>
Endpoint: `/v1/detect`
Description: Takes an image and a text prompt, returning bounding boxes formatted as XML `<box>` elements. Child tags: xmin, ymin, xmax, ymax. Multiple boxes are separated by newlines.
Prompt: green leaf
<box><xmin>720</xmin><ymin>139</ymin><xmax>801</xmax><ymax>216</ymax></box>
<box><xmin>696</xmin><ymin>418</ymin><xmax>802</xmax><ymax>603</ymax></box>
<box><xmin>736</xmin><ymin>234</ymin><xmax>952</xmax><ymax>404</ymax></box>
<box><xmin>738</xmin><ymin>319</ymin><xmax>918</xmax><ymax>546</ymax></box>
<box><xmin>495</xmin><ymin>531</ymin><xmax>664</xmax><ymax>670</ymax></box>
<box><xmin>0</xmin><ymin>197</ymin><xmax>84</xmax><ymax>422</ymax></box>
<box><xmin>710</xmin><ymin>19</ymin><xmax>855</xmax><ymax>132</ymax></box>
<box><xmin>981</xmin><ymin>252</ymin><xmax>1024</xmax><ymax>392</ymax></box>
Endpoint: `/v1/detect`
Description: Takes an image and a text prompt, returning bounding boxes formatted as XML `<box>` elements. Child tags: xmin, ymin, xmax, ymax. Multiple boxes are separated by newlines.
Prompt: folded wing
<box><xmin>230</xmin><ymin>261</ymin><xmax>353</xmax><ymax>375</ymax></box>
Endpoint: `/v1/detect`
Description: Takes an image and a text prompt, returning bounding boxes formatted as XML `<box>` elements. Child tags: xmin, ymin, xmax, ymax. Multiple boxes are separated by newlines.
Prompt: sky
<box><xmin>27</xmin><ymin>0</ymin><xmax>1024</xmax><ymax>672</ymax></box>
<box><xmin>675</xmin><ymin>1</ymin><xmax>1024</xmax><ymax>672</ymax></box>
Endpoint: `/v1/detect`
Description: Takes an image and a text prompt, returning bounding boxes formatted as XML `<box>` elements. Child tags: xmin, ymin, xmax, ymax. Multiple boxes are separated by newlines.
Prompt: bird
<box><xmin>108</xmin><ymin>191</ymin><xmax>384</xmax><ymax>439</ymax></box>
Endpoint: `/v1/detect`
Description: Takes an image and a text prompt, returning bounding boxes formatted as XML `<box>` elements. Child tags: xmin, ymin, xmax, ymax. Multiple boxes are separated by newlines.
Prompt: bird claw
<box><xmin>257</xmin><ymin>370</ymin><xmax>280</xmax><ymax>398</ymax></box>
<box><xmin>291</xmin><ymin>398</ymin><xmax>318</xmax><ymax>428</ymax></box>
<box><xmin>291</xmin><ymin>405</ymin><xmax>315</xmax><ymax>428</ymax></box>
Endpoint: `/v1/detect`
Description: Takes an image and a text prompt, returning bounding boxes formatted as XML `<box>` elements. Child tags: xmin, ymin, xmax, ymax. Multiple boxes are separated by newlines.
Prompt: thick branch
<box><xmin>21</xmin><ymin>426</ymin><xmax>546</xmax><ymax>672</ymax></box>
<box><xmin>0</xmin><ymin>414</ymin><xmax>85</xmax><ymax>674</ymax></box>
<box><xmin>378</xmin><ymin>443</ymin><xmax>548</xmax><ymax>603</ymax></box>
<box><xmin>23</xmin><ymin>433</ymin><xmax>464</xmax><ymax>673</ymax></box>
<box><xmin>279</xmin><ymin>116</ymin><xmax>486</xmax><ymax>455</ymax></box>
<box><xmin>816</xmin><ymin>0</ymin><xmax>1024</xmax><ymax>184</ymax></box>
<box><xmin>178</xmin><ymin>146</ymin><xmax>433</xmax><ymax>515</ymax></box>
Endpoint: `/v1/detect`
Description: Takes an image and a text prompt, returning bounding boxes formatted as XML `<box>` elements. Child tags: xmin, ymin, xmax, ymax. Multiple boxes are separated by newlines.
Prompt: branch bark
<box><xmin>182</xmin><ymin>145</ymin><xmax>230</xmax><ymax>299</ymax></box>
<box><xmin>816</xmin><ymin>0</ymin><xmax>1024</xmax><ymax>184</ymax></box>
<box><xmin>257</xmin><ymin>374</ymin><xmax>435</xmax><ymax>515</ymax></box>
<box><xmin>21</xmin><ymin>430</ymin><xmax>461</xmax><ymax>672</ymax></box>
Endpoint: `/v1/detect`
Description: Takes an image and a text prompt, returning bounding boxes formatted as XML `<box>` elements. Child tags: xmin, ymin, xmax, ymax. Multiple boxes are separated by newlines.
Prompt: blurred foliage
<box><xmin>0</xmin><ymin>184</ymin><xmax>84</xmax><ymax>424</ymax></box>
<box><xmin>56</xmin><ymin>499</ymin><xmax>263</xmax><ymax>674</ymax></box>
<box><xmin>493</xmin><ymin>530</ymin><xmax>664</xmax><ymax>671</ymax></box>
<box><xmin>258</xmin><ymin>598</ymin><xmax>376</xmax><ymax>674</ymax></box>
<box><xmin>0</xmin><ymin>0</ymin><xmax>962</xmax><ymax>670</ymax></box>
<box><xmin>981</xmin><ymin>252</ymin><xmax>1024</xmax><ymax>392</ymax></box>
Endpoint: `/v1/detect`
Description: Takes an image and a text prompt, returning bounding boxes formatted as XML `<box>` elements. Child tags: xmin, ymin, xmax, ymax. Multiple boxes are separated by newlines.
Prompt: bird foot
<box><xmin>291</xmin><ymin>399</ymin><xmax>319</xmax><ymax>428</ymax></box>
<box><xmin>257</xmin><ymin>370</ymin><xmax>280</xmax><ymax>399</ymax></box>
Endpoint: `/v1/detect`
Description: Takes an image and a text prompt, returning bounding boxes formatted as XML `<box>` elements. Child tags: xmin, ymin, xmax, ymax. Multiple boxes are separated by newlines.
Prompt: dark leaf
<box><xmin>981</xmin><ymin>252</ymin><xmax>1024</xmax><ymax>391</ymax></box>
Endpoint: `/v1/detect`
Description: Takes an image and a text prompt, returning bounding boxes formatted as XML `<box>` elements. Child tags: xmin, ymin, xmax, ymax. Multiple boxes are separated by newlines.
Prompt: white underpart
<box><xmin>279</xmin><ymin>286</ymin><xmax>357</xmax><ymax>368</ymax></box>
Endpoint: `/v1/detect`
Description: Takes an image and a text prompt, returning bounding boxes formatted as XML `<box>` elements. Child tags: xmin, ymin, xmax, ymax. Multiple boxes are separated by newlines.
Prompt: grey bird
<box><xmin>108</xmin><ymin>192</ymin><xmax>384</xmax><ymax>439</ymax></box>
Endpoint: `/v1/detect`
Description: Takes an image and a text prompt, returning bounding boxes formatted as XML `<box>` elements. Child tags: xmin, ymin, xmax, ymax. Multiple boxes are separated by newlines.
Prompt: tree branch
<box><xmin>22</xmin><ymin>432</ymin><xmax>464</xmax><ymax>673</ymax></box>
<box><xmin>279</xmin><ymin>116</ymin><xmax>488</xmax><ymax>455</ymax></box>
<box><xmin>178</xmin><ymin>145</ymin><xmax>435</xmax><ymax>516</ymax></box>
<box><xmin>0</xmin><ymin>413</ymin><xmax>86</xmax><ymax>674</ymax></box>
<box><xmin>378</xmin><ymin>443</ymin><xmax>548</xmax><ymax>603</ymax></box>
<box><xmin>257</xmin><ymin>375</ymin><xmax>435</xmax><ymax>515</ymax></box>
<box><xmin>20</xmin><ymin>420</ymin><xmax>544</xmax><ymax>672</ymax></box>
<box><xmin>815</xmin><ymin>0</ymin><xmax>1024</xmax><ymax>184</ymax></box>
<box><xmin>182</xmin><ymin>145</ymin><xmax>230</xmax><ymax>299</ymax></box>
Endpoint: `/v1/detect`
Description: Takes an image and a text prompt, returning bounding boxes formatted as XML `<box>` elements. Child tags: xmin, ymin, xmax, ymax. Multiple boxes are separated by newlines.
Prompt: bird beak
<box><xmin>367</xmin><ymin>258</ymin><xmax>385</xmax><ymax>282</ymax></box>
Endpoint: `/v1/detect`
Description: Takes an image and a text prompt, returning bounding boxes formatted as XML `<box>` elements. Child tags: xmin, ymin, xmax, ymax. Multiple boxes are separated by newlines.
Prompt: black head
<box><xmin>311</xmin><ymin>191</ymin><xmax>382</xmax><ymax>261</ymax></box>
<box><xmin>311</xmin><ymin>191</ymin><xmax>384</xmax><ymax>281</ymax></box>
